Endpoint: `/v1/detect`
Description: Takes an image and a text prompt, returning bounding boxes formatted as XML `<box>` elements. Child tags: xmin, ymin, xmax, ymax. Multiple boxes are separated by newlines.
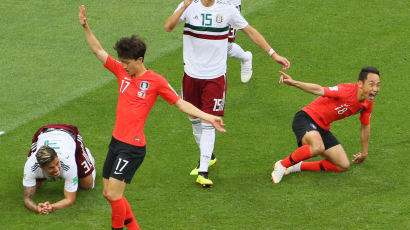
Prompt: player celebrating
<box><xmin>271</xmin><ymin>67</ymin><xmax>381</xmax><ymax>183</ymax></box>
<box><xmin>227</xmin><ymin>0</ymin><xmax>253</xmax><ymax>83</ymax></box>
<box><xmin>79</xmin><ymin>5</ymin><xmax>225</xmax><ymax>230</ymax></box>
<box><xmin>23</xmin><ymin>124</ymin><xmax>96</xmax><ymax>214</ymax></box>
<box><xmin>164</xmin><ymin>0</ymin><xmax>290</xmax><ymax>188</ymax></box>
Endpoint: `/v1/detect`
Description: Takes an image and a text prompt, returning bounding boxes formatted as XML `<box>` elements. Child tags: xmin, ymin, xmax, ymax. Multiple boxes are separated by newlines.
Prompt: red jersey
<box><xmin>104</xmin><ymin>55</ymin><xmax>180</xmax><ymax>146</ymax></box>
<box><xmin>302</xmin><ymin>83</ymin><xmax>373</xmax><ymax>130</ymax></box>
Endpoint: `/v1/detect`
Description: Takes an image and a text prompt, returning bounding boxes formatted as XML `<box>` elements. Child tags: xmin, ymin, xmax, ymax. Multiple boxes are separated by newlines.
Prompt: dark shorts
<box><xmin>182</xmin><ymin>73</ymin><xmax>226</xmax><ymax>116</ymax></box>
<box><xmin>102</xmin><ymin>137</ymin><xmax>146</xmax><ymax>184</ymax></box>
<box><xmin>292</xmin><ymin>110</ymin><xmax>340</xmax><ymax>150</ymax></box>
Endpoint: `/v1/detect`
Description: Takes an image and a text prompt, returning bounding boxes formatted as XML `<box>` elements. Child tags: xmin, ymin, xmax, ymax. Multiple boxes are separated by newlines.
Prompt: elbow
<box><xmin>164</xmin><ymin>24</ymin><xmax>173</xmax><ymax>32</ymax></box>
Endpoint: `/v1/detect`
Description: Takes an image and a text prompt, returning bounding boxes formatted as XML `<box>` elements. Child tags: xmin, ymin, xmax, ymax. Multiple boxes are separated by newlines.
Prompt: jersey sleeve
<box><xmin>228</xmin><ymin>5</ymin><xmax>248</xmax><ymax>30</ymax></box>
<box><xmin>23</xmin><ymin>161</ymin><xmax>37</xmax><ymax>187</ymax></box>
<box><xmin>360</xmin><ymin>102</ymin><xmax>373</xmax><ymax>125</ymax></box>
<box><xmin>62</xmin><ymin>161</ymin><xmax>79</xmax><ymax>193</ymax></box>
<box><xmin>323</xmin><ymin>84</ymin><xmax>350</xmax><ymax>98</ymax></box>
<box><xmin>175</xmin><ymin>1</ymin><xmax>187</xmax><ymax>21</ymax></box>
<box><xmin>104</xmin><ymin>55</ymin><xmax>126</xmax><ymax>80</ymax></box>
<box><xmin>157</xmin><ymin>76</ymin><xmax>181</xmax><ymax>105</ymax></box>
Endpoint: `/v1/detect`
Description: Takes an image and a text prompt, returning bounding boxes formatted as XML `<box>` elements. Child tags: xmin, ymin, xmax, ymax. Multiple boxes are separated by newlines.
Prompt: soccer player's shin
<box><xmin>109</xmin><ymin>198</ymin><xmax>126</xmax><ymax>229</ymax></box>
<box><xmin>281</xmin><ymin>145</ymin><xmax>312</xmax><ymax>168</ymax></box>
<box><xmin>198</xmin><ymin>123</ymin><xmax>215</xmax><ymax>173</ymax></box>
<box><xmin>122</xmin><ymin>196</ymin><xmax>140</xmax><ymax>230</ymax></box>
<box><xmin>300</xmin><ymin>160</ymin><xmax>341</xmax><ymax>172</ymax></box>
<box><xmin>189</xmin><ymin>118</ymin><xmax>202</xmax><ymax>148</ymax></box>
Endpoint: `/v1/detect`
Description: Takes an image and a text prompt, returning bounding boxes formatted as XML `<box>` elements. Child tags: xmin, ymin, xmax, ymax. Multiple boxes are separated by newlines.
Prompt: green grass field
<box><xmin>0</xmin><ymin>0</ymin><xmax>409</xmax><ymax>229</ymax></box>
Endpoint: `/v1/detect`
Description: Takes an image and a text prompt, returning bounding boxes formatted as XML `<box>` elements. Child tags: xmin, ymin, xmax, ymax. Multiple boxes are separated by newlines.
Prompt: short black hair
<box><xmin>114</xmin><ymin>35</ymin><xmax>146</xmax><ymax>61</ymax></box>
<box><xmin>358</xmin><ymin>66</ymin><xmax>380</xmax><ymax>82</ymax></box>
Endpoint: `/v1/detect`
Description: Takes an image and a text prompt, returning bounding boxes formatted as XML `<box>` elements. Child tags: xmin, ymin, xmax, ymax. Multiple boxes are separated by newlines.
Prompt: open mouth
<box><xmin>369</xmin><ymin>92</ymin><xmax>376</xmax><ymax>100</ymax></box>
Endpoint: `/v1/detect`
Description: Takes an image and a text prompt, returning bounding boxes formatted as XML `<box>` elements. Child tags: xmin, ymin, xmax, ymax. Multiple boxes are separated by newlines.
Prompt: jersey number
<box><xmin>81</xmin><ymin>161</ymin><xmax>91</xmax><ymax>174</ymax></box>
<box><xmin>334</xmin><ymin>104</ymin><xmax>349</xmax><ymax>115</ymax></box>
<box><xmin>120</xmin><ymin>80</ymin><xmax>130</xmax><ymax>93</ymax></box>
<box><xmin>201</xmin><ymin>13</ymin><xmax>212</xmax><ymax>26</ymax></box>
<box><xmin>114</xmin><ymin>158</ymin><xmax>129</xmax><ymax>174</ymax></box>
<box><xmin>213</xmin><ymin>99</ymin><xmax>224</xmax><ymax>112</ymax></box>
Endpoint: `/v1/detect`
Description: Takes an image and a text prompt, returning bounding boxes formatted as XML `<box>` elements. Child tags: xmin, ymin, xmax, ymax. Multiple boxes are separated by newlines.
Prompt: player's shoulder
<box><xmin>24</xmin><ymin>155</ymin><xmax>40</xmax><ymax>173</ymax></box>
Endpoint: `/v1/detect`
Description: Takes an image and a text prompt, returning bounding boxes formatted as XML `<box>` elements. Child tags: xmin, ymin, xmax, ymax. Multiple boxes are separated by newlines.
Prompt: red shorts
<box><xmin>182</xmin><ymin>73</ymin><xmax>227</xmax><ymax>116</ymax></box>
<box><xmin>228</xmin><ymin>5</ymin><xmax>241</xmax><ymax>43</ymax></box>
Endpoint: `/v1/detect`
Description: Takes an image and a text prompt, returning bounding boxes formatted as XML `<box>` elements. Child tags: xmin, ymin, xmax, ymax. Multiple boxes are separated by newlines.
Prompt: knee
<box><xmin>102</xmin><ymin>190</ymin><xmax>113</xmax><ymax>201</ymax></box>
<box><xmin>310</xmin><ymin>143</ymin><xmax>325</xmax><ymax>156</ymax></box>
<box><xmin>338</xmin><ymin>162</ymin><xmax>350</xmax><ymax>172</ymax></box>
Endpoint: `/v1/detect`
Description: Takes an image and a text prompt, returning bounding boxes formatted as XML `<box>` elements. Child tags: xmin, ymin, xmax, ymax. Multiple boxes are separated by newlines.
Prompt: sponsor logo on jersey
<box><xmin>216</xmin><ymin>15</ymin><xmax>223</xmax><ymax>23</ymax></box>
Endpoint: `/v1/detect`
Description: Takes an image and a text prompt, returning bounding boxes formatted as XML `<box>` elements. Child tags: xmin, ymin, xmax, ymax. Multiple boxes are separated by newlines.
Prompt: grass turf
<box><xmin>0</xmin><ymin>0</ymin><xmax>409</xmax><ymax>229</ymax></box>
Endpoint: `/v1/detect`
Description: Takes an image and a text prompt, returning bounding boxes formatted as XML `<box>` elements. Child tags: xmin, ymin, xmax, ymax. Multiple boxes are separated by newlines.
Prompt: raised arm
<box><xmin>164</xmin><ymin>0</ymin><xmax>192</xmax><ymax>32</ymax></box>
<box><xmin>241</xmin><ymin>25</ymin><xmax>290</xmax><ymax>70</ymax></box>
<box><xmin>279</xmin><ymin>71</ymin><xmax>324</xmax><ymax>96</ymax></box>
<box><xmin>352</xmin><ymin>124</ymin><xmax>370</xmax><ymax>163</ymax></box>
<box><xmin>174</xmin><ymin>99</ymin><xmax>226</xmax><ymax>132</ymax></box>
<box><xmin>79</xmin><ymin>5</ymin><xmax>108</xmax><ymax>63</ymax></box>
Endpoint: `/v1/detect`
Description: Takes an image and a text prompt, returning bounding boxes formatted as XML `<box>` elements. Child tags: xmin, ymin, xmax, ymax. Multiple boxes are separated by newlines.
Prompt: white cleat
<box><xmin>271</xmin><ymin>160</ymin><xmax>286</xmax><ymax>183</ymax></box>
<box><xmin>240</xmin><ymin>51</ymin><xmax>253</xmax><ymax>83</ymax></box>
<box><xmin>285</xmin><ymin>162</ymin><xmax>302</xmax><ymax>175</ymax></box>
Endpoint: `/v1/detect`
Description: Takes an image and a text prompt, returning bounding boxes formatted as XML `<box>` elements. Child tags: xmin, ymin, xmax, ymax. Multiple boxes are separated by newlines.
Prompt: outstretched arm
<box><xmin>352</xmin><ymin>124</ymin><xmax>370</xmax><ymax>164</ymax></box>
<box><xmin>164</xmin><ymin>0</ymin><xmax>192</xmax><ymax>32</ymax></box>
<box><xmin>241</xmin><ymin>25</ymin><xmax>290</xmax><ymax>70</ymax></box>
<box><xmin>279</xmin><ymin>71</ymin><xmax>324</xmax><ymax>96</ymax></box>
<box><xmin>79</xmin><ymin>5</ymin><xmax>108</xmax><ymax>63</ymax></box>
<box><xmin>174</xmin><ymin>99</ymin><xmax>226</xmax><ymax>132</ymax></box>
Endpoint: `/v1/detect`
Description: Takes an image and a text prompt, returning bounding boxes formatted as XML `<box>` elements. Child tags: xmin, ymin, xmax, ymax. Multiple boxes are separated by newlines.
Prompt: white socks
<box><xmin>228</xmin><ymin>42</ymin><xmax>249</xmax><ymax>61</ymax></box>
<box><xmin>198</xmin><ymin>123</ymin><xmax>215</xmax><ymax>172</ymax></box>
<box><xmin>189</xmin><ymin>118</ymin><xmax>202</xmax><ymax>148</ymax></box>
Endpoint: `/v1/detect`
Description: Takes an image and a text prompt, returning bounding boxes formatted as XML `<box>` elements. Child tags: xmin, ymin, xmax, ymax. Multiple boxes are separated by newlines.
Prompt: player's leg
<box><xmin>286</xmin><ymin>130</ymin><xmax>346</xmax><ymax>174</ymax></box>
<box><xmin>102</xmin><ymin>138</ymin><xmax>145</xmax><ymax>229</ymax></box>
<box><xmin>196</xmin><ymin>75</ymin><xmax>226</xmax><ymax>187</ymax></box>
<box><xmin>272</xmin><ymin>111</ymin><xmax>325</xmax><ymax>183</ymax></box>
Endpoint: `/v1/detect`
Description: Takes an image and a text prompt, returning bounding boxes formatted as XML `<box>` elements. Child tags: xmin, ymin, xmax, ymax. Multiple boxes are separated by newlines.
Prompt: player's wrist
<box><xmin>268</xmin><ymin>48</ymin><xmax>276</xmax><ymax>57</ymax></box>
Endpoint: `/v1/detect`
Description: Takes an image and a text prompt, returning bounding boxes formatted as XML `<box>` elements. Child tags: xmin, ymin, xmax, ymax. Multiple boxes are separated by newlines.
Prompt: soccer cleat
<box><xmin>196</xmin><ymin>174</ymin><xmax>213</xmax><ymax>188</ymax></box>
<box><xmin>240</xmin><ymin>51</ymin><xmax>253</xmax><ymax>83</ymax></box>
<box><xmin>189</xmin><ymin>158</ymin><xmax>217</xmax><ymax>176</ymax></box>
<box><xmin>271</xmin><ymin>160</ymin><xmax>286</xmax><ymax>183</ymax></box>
<box><xmin>285</xmin><ymin>162</ymin><xmax>302</xmax><ymax>175</ymax></box>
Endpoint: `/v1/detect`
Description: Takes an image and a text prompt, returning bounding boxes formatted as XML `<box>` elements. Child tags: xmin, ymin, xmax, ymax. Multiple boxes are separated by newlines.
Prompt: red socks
<box><xmin>109</xmin><ymin>198</ymin><xmax>126</xmax><ymax>229</ymax></box>
<box><xmin>301</xmin><ymin>159</ymin><xmax>341</xmax><ymax>172</ymax></box>
<box><xmin>122</xmin><ymin>197</ymin><xmax>140</xmax><ymax>230</ymax></box>
<box><xmin>281</xmin><ymin>145</ymin><xmax>312</xmax><ymax>168</ymax></box>
<box><xmin>108</xmin><ymin>196</ymin><xmax>140</xmax><ymax>230</ymax></box>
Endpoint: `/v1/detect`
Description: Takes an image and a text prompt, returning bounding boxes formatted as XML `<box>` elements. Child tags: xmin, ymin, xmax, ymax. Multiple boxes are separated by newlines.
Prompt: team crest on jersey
<box><xmin>216</xmin><ymin>15</ymin><xmax>223</xmax><ymax>23</ymax></box>
<box><xmin>140</xmin><ymin>81</ymin><xmax>150</xmax><ymax>90</ymax></box>
<box><xmin>138</xmin><ymin>81</ymin><xmax>150</xmax><ymax>99</ymax></box>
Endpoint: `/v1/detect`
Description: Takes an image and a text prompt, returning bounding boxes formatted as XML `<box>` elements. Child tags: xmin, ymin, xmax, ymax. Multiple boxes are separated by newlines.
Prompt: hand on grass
<box><xmin>352</xmin><ymin>152</ymin><xmax>367</xmax><ymax>164</ymax></box>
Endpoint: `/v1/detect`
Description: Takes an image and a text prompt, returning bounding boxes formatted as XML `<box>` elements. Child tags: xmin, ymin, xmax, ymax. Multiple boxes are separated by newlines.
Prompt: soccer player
<box><xmin>23</xmin><ymin>124</ymin><xmax>96</xmax><ymax>214</ymax></box>
<box><xmin>271</xmin><ymin>67</ymin><xmax>381</xmax><ymax>183</ymax></box>
<box><xmin>79</xmin><ymin>5</ymin><xmax>225</xmax><ymax>230</ymax></box>
<box><xmin>164</xmin><ymin>0</ymin><xmax>290</xmax><ymax>187</ymax></box>
<box><xmin>227</xmin><ymin>0</ymin><xmax>253</xmax><ymax>83</ymax></box>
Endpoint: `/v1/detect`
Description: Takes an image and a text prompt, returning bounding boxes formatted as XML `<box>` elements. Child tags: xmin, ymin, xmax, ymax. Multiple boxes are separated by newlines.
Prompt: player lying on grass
<box><xmin>79</xmin><ymin>5</ymin><xmax>226</xmax><ymax>230</ymax></box>
<box><xmin>23</xmin><ymin>124</ymin><xmax>96</xmax><ymax>214</ymax></box>
<box><xmin>271</xmin><ymin>67</ymin><xmax>381</xmax><ymax>183</ymax></box>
